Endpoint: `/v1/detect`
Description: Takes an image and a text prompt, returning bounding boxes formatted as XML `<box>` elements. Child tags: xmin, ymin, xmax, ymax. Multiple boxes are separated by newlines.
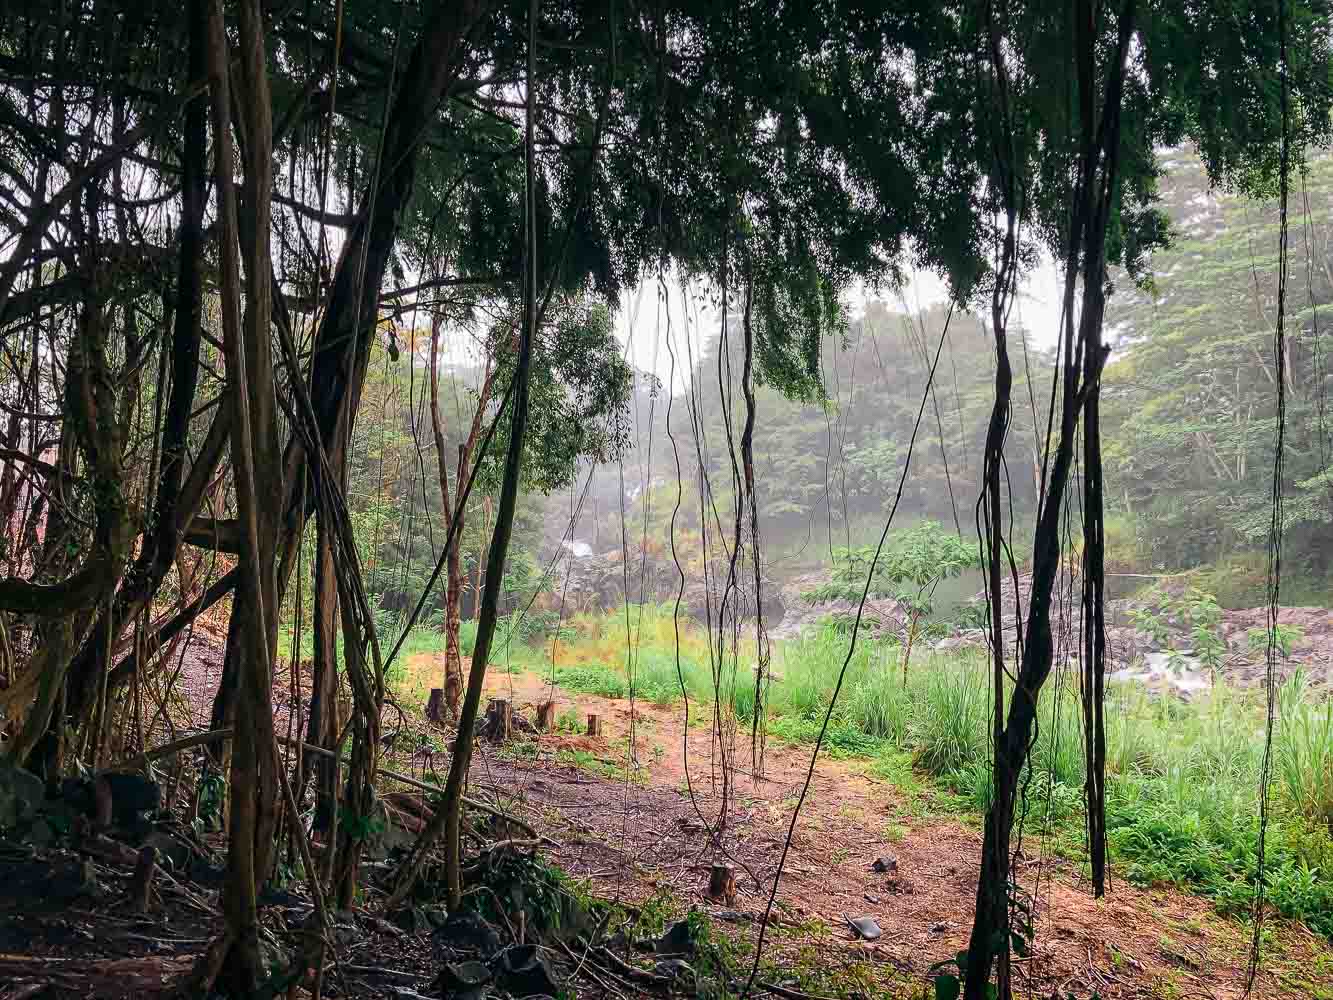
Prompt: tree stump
<box><xmin>536</xmin><ymin>701</ymin><xmax>555</xmax><ymax>732</ymax></box>
<box><xmin>586</xmin><ymin>714</ymin><xmax>601</xmax><ymax>737</ymax></box>
<box><xmin>484</xmin><ymin>699</ymin><xmax>512</xmax><ymax>742</ymax></box>
<box><xmin>425</xmin><ymin>688</ymin><xmax>446</xmax><ymax>724</ymax></box>
<box><xmin>707</xmin><ymin>864</ymin><xmax>737</xmax><ymax>905</ymax></box>
<box><xmin>132</xmin><ymin>845</ymin><xmax>157</xmax><ymax>912</ymax></box>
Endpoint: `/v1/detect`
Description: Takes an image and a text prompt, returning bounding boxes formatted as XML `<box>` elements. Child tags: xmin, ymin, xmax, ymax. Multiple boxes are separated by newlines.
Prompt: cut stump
<box><xmin>708</xmin><ymin>864</ymin><xmax>737</xmax><ymax>905</ymax></box>
<box><xmin>484</xmin><ymin>699</ymin><xmax>512</xmax><ymax>742</ymax></box>
<box><xmin>425</xmin><ymin>688</ymin><xmax>446</xmax><ymax>724</ymax></box>
<box><xmin>586</xmin><ymin>714</ymin><xmax>601</xmax><ymax>738</ymax></box>
<box><xmin>132</xmin><ymin>845</ymin><xmax>157</xmax><ymax>912</ymax></box>
<box><xmin>536</xmin><ymin>701</ymin><xmax>555</xmax><ymax>732</ymax></box>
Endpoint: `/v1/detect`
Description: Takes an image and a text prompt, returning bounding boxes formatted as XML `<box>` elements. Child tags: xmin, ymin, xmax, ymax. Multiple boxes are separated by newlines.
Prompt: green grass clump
<box><xmin>553</xmin><ymin>664</ymin><xmax>628</xmax><ymax>699</ymax></box>
<box><xmin>1278</xmin><ymin>678</ymin><xmax>1333</xmax><ymax>834</ymax></box>
<box><xmin>628</xmin><ymin>647</ymin><xmax>710</xmax><ymax>705</ymax></box>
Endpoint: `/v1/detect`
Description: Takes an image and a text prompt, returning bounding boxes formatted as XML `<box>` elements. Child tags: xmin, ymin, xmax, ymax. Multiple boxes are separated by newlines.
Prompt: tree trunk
<box><xmin>429</xmin><ymin>307</ymin><xmax>495</xmax><ymax>721</ymax></box>
<box><xmin>305</xmin><ymin>525</ymin><xmax>340</xmax><ymax>832</ymax></box>
<box><xmin>444</xmin><ymin>526</ymin><xmax>465</xmax><ymax>717</ymax></box>
<box><xmin>204</xmin><ymin>0</ymin><xmax>283</xmax><ymax>988</ymax></box>
<box><xmin>963</xmin><ymin>3</ymin><xmax>1132</xmax><ymax>995</ymax></box>
<box><xmin>49</xmin><ymin>21</ymin><xmax>214</xmax><ymax>758</ymax></box>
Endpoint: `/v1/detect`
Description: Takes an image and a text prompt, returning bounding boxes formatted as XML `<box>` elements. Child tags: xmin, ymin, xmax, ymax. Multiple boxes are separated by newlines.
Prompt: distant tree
<box><xmin>427</xmin><ymin>297</ymin><xmax>633</xmax><ymax>718</ymax></box>
<box><xmin>806</xmin><ymin>521</ymin><xmax>977</xmax><ymax>683</ymax></box>
<box><xmin>877</xmin><ymin>522</ymin><xmax>978</xmax><ymax>683</ymax></box>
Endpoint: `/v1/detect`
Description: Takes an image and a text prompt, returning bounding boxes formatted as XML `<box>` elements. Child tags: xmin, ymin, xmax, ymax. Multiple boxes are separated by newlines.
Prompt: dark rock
<box><xmin>434</xmin><ymin>911</ymin><xmax>502</xmax><ymax>957</ymax></box>
<box><xmin>655</xmin><ymin>918</ymin><xmax>695</xmax><ymax>956</ymax></box>
<box><xmin>871</xmin><ymin>855</ymin><xmax>898</xmax><ymax>873</ymax></box>
<box><xmin>99</xmin><ymin>772</ymin><xmax>161</xmax><ymax>818</ymax></box>
<box><xmin>55</xmin><ymin>773</ymin><xmax>160</xmax><ymax>833</ymax></box>
<box><xmin>844</xmin><ymin>915</ymin><xmax>881</xmax><ymax>941</ymax></box>
<box><xmin>436</xmin><ymin>959</ymin><xmax>492</xmax><ymax>1000</ymax></box>
<box><xmin>394</xmin><ymin>905</ymin><xmax>435</xmax><ymax>936</ymax></box>
<box><xmin>424</xmin><ymin>905</ymin><xmax>451</xmax><ymax>930</ymax></box>
<box><xmin>0</xmin><ymin>764</ymin><xmax>45</xmax><ymax>830</ymax></box>
<box><xmin>930</xmin><ymin>921</ymin><xmax>949</xmax><ymax>934</ymax></box>
<box><xmin>492</xmin><ymin>944</ymin><xmax>559</xmax><ymax>997</ymax></box>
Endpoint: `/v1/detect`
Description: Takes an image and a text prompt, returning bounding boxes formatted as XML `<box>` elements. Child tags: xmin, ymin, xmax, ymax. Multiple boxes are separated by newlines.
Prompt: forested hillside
<box><xmin>330</xmin><ymin>141</ymin><xmax>1333</xmax><ymax>641</ymax></box>
<box><xmin>1101</xmin><ymin>151</ymin><xmax>1333</xmax><ymax>600</ymax></box>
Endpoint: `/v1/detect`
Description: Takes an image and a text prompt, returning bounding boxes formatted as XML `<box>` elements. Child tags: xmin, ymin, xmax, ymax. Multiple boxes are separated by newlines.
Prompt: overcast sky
<box><xmin>613</xmin><ymin>258</ymin><xmax>1069</xmax><ymax>392</ymax></box>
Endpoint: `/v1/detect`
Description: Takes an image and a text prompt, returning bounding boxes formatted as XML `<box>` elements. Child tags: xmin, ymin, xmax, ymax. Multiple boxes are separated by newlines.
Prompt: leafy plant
<box><xmin>804</xmin><ymin>522</ymin><xmax>978</xmax><ymax>684</ymax></box>
<box><xmin>194</xmin><ymin>769</ymin><xmax>226</xmax><ymax>833</ymax></box>
<box><xmin>1246</xmin><ymin>623</ymin><xmax>1305</xmax><ymax>660</ymax></box>
<box><xmin>1131</xmin><ymin>587</ymin><xmax>1227</xmax><ymax>675</ymax></box>
<box><xmin>337</xmin><ymin>805</ymin><xmax>386</xmax><ymax>842</ymax></box>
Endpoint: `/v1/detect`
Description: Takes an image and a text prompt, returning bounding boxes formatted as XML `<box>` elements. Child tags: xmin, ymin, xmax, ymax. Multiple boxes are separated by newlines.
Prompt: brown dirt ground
<box><xmin>386</xmin><ymin>656</ymin><xmax>1333</xmax><ymax>1000</ymax></box>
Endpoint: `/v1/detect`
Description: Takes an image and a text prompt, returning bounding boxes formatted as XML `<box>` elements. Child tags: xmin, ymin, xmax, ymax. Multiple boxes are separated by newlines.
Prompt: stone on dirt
<box><xmin>435</xmin><ymin>959</ymin><xmax>491</xmax><ymax>1000</ymax></box>
<box><xmin>845</xmin><ymin>914</ymin><xmax>882</xmax><ymax>940</ymax></box>
<box><xmin>434</xmin><ymin>910</ymin><xmax>503</xmax><ymax>957</ymax></box>
<box><xmin>493</xmin><ymin>943</ymin><xmax>560</xmax><ymax>997</ymax></box>
<box><xmin>655</xmin><ymin>918</ymin><xmax>695</xmax><ymax>956</ymax></box>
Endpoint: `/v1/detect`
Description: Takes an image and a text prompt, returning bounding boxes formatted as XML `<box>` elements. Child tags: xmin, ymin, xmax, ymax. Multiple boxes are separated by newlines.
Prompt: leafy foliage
<box><xmin>801</xmin><ymin>521</ymin><xmax>977</xmax><ymax>677</ymax></box>
<box><xmin>1129</xmin><ymin>587</ymin><xmax>1228</xmax><ymax>673</ymax></box>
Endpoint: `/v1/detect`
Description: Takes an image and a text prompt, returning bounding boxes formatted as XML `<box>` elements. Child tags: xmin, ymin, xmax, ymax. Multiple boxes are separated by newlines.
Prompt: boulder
<box><xmin>0</xmin><ymin>765</ymin><xmax>45</xmax><ymax>831</ymax></box>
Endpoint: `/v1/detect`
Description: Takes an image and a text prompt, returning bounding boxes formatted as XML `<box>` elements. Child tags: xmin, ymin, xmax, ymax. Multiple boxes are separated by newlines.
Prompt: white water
<box><xmin>1109</xmin><ymin>651</ymin><xmax>1213</xmax><ymax>698</ymax></box>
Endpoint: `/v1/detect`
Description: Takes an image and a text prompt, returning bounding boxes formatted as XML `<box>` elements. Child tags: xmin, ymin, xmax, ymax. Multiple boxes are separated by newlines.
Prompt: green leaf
<box><xmin>1010</xmin><ymin>930</ymin><xmax>1030</xmax><ymax>957</ymax></box>
<box><xmin>933</xmin><ymin>974</ymin><xmax>961</xmax><ymax>1000</ymax></box>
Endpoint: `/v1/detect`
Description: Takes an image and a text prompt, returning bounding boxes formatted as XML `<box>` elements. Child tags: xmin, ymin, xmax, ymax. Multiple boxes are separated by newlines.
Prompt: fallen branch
<box><xmin>341</xmin><ymin>964</ymin><xmax>424</xmax><ymax>980</ymax></box>
<box><xmin>595</xmin><ymin>946</ymin><xmax>671</xmax><ymax>988</ymax></box>
<box><xmin>753</xmin><ymin>982</ymin><xmax>842</xmax><ymax>1000</ymax></box>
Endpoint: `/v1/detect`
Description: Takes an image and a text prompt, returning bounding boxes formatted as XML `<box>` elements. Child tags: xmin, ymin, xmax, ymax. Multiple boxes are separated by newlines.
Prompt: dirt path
<box><xmin>402</xmin><ymin>660</ymin><xmax>1333</xmax><ymax>1000</ymax></box>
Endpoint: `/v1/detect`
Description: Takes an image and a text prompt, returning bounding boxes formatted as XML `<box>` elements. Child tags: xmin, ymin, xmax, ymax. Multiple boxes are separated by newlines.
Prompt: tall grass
<box><xmin>1279</xmin><ymin>674</ymin><xmax>1333</xmax><ymax>835</ymax></box>
<box><xmin>478</xmin><ymin>610</ymin><xmax>1333</xmax><ymax>938</ymax></box>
